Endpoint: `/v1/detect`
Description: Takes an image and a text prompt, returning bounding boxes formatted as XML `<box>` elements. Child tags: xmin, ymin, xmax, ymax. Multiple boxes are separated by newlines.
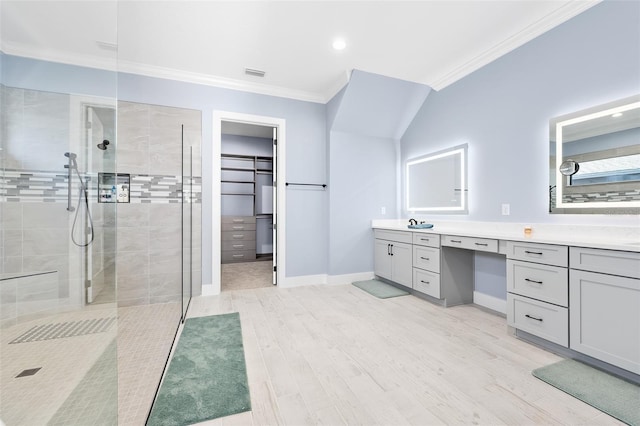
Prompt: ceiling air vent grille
<box><xmin>245</xmin><ymin>68</ymin><xmax>266</xmax><ymax>77</ymax></box>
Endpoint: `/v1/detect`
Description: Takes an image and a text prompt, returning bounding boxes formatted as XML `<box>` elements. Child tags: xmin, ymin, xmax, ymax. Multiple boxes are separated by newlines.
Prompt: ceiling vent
<box><xmin>244</xmin><ymin>68</ymin><xmax>266</xmax><ymax>77</ymax></box>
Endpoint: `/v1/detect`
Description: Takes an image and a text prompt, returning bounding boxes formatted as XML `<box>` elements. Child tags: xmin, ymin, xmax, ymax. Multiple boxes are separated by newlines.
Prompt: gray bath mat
<box><xmin>352</xmin><ymin>279</ymin><xmax>409</xmax><ymax>299</ymax></box>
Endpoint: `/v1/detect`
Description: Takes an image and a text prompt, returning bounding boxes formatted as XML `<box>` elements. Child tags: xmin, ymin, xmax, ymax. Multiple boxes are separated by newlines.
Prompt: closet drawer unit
<box><xmin>413</xmin><ymin>268</ymin><xmax>441</xmax><ymax>299</ymax></box>
<box><xmin>442</xmin><ymin>235</ymin><xmax>498</xmax><ymax>253</ymax></box>
<box><xmin>506</xmin><ymin>241</ymin><xmax>568</xmax><ymax>267</ymax></box>
<box><xmin>221</xmin><ymin>216</ymin><xmax>256</xmax><ymax>225</ymax></box>
<box><xmin>413</xmin><ymin>246</ymin><xmax>440</xmax><ymax>273</ymax></box>
<box><xmin>374</xmin><ymin>229</ymin><xmax>412</xmax><ymax>244</ymax></box>
<box><xmin>570</xmin><ymin>247</ymin><xmax>640</xmax><ymax>279</ymax></box>
<box><xmin>221</xmin><ymin>222</ymin><xmax>257</xmax><ymax>231</ymax></box>
<box><xmin>507</xmin><ymin>294</ymin><xmax>568</xmax><ymax>347</ymax></box>
<box><xmin>507</xmin><ymin>259</ymin><xmax>568</xmax><ymax>307</ymax></box>
<box><xmin>221</xmin><ymin>241</ymin><xmax>255</xmax><ymax>252</ymax></box>
<box><xmin>412</xmin><ymin>233</ymin><xmax>440</xmax><ymax>248</ymax></box>
<box><xmin>221</xmin><ymin>231</ymin><xmax>256</xmax><ymax>241</ymax></box>
<box><xmin>222</xmin><ymin>250</ymin><xmax>256</xmax><ymax>263</ymax></box>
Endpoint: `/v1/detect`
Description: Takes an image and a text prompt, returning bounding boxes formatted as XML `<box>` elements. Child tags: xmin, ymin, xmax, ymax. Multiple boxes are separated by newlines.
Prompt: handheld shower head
<box><xmin>97</xmin><ymin>140</ymin><xmax>110</xmax><ymax>150</ymax></box>
<box><xmin>64</xmin><ymin>152</ymin><xmax>78</xmax><ymax>169</ymax></box>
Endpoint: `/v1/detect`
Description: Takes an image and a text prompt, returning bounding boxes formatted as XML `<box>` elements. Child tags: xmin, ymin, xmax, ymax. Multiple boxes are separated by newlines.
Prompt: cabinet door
<box><xmin>391</xmin><ymin>242</ymin><xmax>413</xmax><ymax>288</ymax></box>
<box><xmin>570</xmin><ymin>269</ymin><xmax>640</xmax><ymax>374</ymax></box>
<box><xmin>374</xmin><ymin>239</ymin><xmax>392</xmax><ymax>280</ymax></box>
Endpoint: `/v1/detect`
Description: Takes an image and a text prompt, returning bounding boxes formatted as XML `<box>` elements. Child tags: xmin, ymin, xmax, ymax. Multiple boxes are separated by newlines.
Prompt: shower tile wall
<box><xmin>116</xmin><ymin>101</ymin><xmax>202</xmax><ymax>307</ymax></box>
<box><xmin>0</xmin><ymin>87</ymin><xmax>85</xmax><ymax>307</ymax></box>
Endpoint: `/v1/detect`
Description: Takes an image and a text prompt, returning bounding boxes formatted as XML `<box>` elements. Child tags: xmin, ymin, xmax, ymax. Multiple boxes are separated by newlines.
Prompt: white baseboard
<box><xmin>280</xmin><ymin>271</ymin><xmax>375</xmax><ymax>288</ymax></box>
<box><xmin>280</xmin><ymin>274</ymin><xmax>327</xmax><ymax>288</ymax></box>
<box><xmin>326</xmin><ymin>271</ymin><xmax>374</xmax><ymax>286</ymax></box>
<box><xmin>201</xmin><ymin>284</ymin><xmax>218</xmax><ymax>296</ymax></box>
<box><xmin>473</xmin><ymin>291</ymin><xmax>507</xmax><ymax>314</ymax></box>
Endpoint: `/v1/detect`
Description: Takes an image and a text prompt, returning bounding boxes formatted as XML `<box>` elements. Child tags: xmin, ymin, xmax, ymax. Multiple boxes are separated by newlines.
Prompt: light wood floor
<box><xmin>187</xmin><ymin>284</ymin><xmax>623</xmax><ymax>426</ymax></box>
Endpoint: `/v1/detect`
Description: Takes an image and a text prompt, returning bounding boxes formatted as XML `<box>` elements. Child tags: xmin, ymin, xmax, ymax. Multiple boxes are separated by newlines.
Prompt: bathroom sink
<box><xmin>408</xmin><ymin>223</ymin><xmax>434</xmax><ymax>229</ymax></box>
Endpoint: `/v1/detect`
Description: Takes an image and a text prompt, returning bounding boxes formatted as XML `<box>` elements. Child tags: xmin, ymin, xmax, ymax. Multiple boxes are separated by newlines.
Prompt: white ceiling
<box><xmin>1</xmin><ymin>1</ymin><xmax>601</xmax><ymax>103</ymax></box>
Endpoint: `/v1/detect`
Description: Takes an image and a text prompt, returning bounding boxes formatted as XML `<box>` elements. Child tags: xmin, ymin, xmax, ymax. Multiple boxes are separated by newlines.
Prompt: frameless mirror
<box><xmin>549</xmin><ymin>94</ymin><xmax>640</xmax><ymax>214</ymax></box>
<box><xmin>406</xmin><ymin>144</ymin><xmax>468</xmax><ymax>213</ymax></box>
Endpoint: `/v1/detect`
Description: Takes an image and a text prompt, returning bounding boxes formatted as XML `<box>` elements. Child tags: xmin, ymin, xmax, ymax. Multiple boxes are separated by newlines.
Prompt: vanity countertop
<box><xmin>372</xmin><ymin>220</ymin><xmax>640</xmax><ymax>253</ymax></box>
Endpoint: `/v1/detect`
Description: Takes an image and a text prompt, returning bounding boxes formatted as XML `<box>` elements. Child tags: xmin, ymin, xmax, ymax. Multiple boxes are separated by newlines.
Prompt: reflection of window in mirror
<box><xmin>406</xmin><ymin>144</ymin><xmax>468</xmax><ymax>214</ymax></box>
<box><xmin>550</xmin><ymin>94</ymin><xmax>640</xmax><ymax>213</ymax></box>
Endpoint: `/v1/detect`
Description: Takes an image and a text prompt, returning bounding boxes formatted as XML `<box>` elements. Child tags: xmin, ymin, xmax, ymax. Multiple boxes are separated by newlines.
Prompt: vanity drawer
<box><xmin>222</xmin><ymin>240</ymin><xmax>255</xmax><ymax>252</ymax></box>
<box><xmin>374</xmin><ymin>229</ymin><xmax>412</xmax><ymax>244</ymax></box>
<box><xmin>570</xmin><ymin>247</ymin><xmax>640</xmax><ymax>279</ymax></box>
<box><xmin>412</xmin><ymin>233</ymin><xmax>440</xmax><ymax>248</ymax></box>
<box><xmin>413</xmin><ymin>268</ymin><xmax>441</xmax><ymax>299</ymax></box>
<box><xmin>507</xmin><ymin>260</ymin><xmax>568</xmax><ymax>306</ymax></box>
<box><xmin>442</xmin><ymin>235</ymin><xmax>498</xmax><ymax>253</ymax></box>
<box><xmin>506</xmin><ymin>241</ymin><xmax>568</xmax><ymax>267</ymax></box>
<box><xmin>221</xmin><ymin>222</ymin><xmax>257</xmax><ymax>231</ymax></box>
<box><xmin>221</xmin><ymin>230</ymin><xmax>256</xmax><ymax>241</ymax></box>
<box><xmin>222</xmin><ymin>250</ymin><xmax>256</xmax><ymax>263</ymax></box>
<box><xmin>507</xmin><ymin>293</ymin><xmax>568</xmax><ymax>347</ymax></box>
<box><xmin>413</xmin><ymin>246</ymin><xmax>440</xmax><ymax>273</ymax></box>
<box><xmin>222</xmin><ymin>216</ymin><xmax>256</xmax><ymax>224</ymax></box>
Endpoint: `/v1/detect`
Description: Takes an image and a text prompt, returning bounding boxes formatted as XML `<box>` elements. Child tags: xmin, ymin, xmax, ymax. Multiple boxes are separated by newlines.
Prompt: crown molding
<box><xmin>428</xmin><ymin>0</ymin><xmax>602</xmax><ymax>91</ymax></box>
<box><xmin>1</xmin><ymin>41</ymin><xmax>118</xmax><ymax>72</ymax></box>
<box><xmin>116</xmin><ymin>60</ymin><xmax>326</xmax><ymax>104</ymax></box>
<box><xmin>1</xmin><ymin>41</ymin><xmax>326</xmax><ymax>104</ymax></box>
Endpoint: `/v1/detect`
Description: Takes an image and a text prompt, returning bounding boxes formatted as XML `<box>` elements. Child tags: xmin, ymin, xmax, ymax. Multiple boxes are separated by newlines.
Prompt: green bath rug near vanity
<box><xmin>533</xmin><ymin>358</ymin><xmax>640</xmax><ymax>425</ymax></box>
<box><xmin>352</xmin><ymin>279</ymin><xmax>409</xmax><ymax>299</ymax></box>
<box><xmin>147</xmin><ymin>312</ymin><xmax>251</xmax><ymax>426</ymax></box>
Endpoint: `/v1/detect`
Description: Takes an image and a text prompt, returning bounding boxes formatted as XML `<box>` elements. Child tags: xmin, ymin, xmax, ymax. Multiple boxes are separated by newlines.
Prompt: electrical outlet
<box><xmin>501</xmin><ymin>204</ymin><xmax>510</xmax><ymax>216</ymax></box>
<box><xmin>381</xmin><ymin>206</ymin><xmax>386</xmax><ymax>215</ymax></box>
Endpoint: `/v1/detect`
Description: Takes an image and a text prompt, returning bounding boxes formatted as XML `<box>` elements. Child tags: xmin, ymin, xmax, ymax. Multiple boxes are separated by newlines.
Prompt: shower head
<box><xmin>64</xmin><ymin>152</ymin><xmax>77</xmax><ymax>159</ymax></box>
<box><xmin>97</xmin><ymin>140</ymin><xmax>110</xmax><ymax>150</ymax></box>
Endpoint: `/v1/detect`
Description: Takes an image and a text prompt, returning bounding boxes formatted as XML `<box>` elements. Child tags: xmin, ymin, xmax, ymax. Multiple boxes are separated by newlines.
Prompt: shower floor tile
<box><xmin>0</xmin><ymin>302</ymin><xmax>180</xmax><ymax>426</ymax></box>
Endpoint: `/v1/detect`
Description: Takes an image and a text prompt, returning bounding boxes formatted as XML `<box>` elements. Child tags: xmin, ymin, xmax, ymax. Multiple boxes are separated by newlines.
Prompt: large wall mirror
<box><xmin>549</xmin><ymin>94</ymin><xmax>640</xmax><ymax>214</ymax></box>
<box><xmin>406</xmin><ymin>144</ymin><xmax>468</xmax><ymax>214</ymax></box>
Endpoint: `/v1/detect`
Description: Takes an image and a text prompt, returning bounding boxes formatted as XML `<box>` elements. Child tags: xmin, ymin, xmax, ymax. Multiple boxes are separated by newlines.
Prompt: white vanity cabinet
<box><xmin>374</xmin><ymin>230</ymin><xmax>413</xmax><ymax>288</ymax></box>
<box><xmin>506</xmin><ymin>241</ymin><xmax>569</xmax><ymax>347</ymax></box>
<box><xmin>569</xmin><ymin>247</ymin><xmax>640</xmax><ymax>374</ymax></box>
<box><xmin>412</xmin><ymin>233</ymin><xmax>441</xmax><ymax>298</ymax></box>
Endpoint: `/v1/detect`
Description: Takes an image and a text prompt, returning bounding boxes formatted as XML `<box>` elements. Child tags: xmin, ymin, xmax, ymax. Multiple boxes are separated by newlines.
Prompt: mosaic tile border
<box><xmin>0</xmin><ymin>169</ymin><xmax>201</xmax><ymax>204</ymax></box>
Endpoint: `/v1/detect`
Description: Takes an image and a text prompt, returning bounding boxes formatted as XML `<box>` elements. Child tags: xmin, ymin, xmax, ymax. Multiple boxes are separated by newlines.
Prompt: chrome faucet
<box><xmin>409</xmin><ymin>218</ymin><xmax>418</xmax><ymax>226</ymax></box>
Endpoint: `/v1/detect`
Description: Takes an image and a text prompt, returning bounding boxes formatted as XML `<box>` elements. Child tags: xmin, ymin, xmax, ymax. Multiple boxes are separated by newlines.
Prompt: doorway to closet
<box><xmin>212</xmin><ymin>111</ymin><xmax>286</xmax><ymax>295</ymax></box>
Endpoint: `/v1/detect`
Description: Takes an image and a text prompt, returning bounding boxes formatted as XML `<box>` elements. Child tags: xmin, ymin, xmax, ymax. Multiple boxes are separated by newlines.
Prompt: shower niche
<box><xmin>98</xmin><ymin>172</ymin><xmax>130</xmax><ymax>203</ymax></box>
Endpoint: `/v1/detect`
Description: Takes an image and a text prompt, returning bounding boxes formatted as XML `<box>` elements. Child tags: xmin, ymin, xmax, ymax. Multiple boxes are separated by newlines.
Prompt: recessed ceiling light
<box><xmin>96</xmin><ymin>41</ymin><xmax>118</xmax><ymax>51</ymax></box>
<box><xmin>611</xmin><ymin>112</ymin><xmax>623</xmax><ymax>118</ymax></box>
<box><xmin>332</xmin><ymin>39</ymin><xmax>346</xmax><ymax>51</ymax></box>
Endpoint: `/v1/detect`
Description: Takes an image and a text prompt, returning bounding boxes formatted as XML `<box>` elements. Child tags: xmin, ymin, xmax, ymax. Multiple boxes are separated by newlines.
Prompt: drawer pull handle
<box><xmin>420</xmin><ymin>280</ymin><xmax>430</xmax><ymax>284</ymax></box>
<box><xmin>232</xmin><ymin>254</ymin><xmax>244</xmax><ymax>258</ymax></box>
<box><xmin>450</xmin><ymin>240</ymin><xmax>462</xmax><ymax>243</ymax></box>
<box><xmin>232</xmin><ymin>219</ymin><xmax>245</xmax><ymax>223</ymax></box>
<box><xmin>232</xmin><ymin>226</ymin><xmax>244</xmax><ymax>230</ymax></box>
<box><xmin>232</xmin><ymin>244</ymin><xmax>244</xmax><ymax>248</ymax></box>
<box><xmin>420</xmin><ymin>256</ymin><xmax>430</xmax><ymax>261</ymax></box>
<box><xmin>475</xmin><ymin>242</ymin><xmax>488</xmax><ymax>246</ymax></box>
<box><xmin>420</xmin><ymin>238</ymin><xmax>430</xmax><ymax>241</ymax></box>
<box><xmin>525</xmin><ymin>278</ymin><xmax>543</xmax><ymax>284</ymax></box>
<box><xmin>525</xmin><ymin>314</ymin><xmax>543</xmax><ymax>322</ymax></box>
<box><xmin>233</xmin><ymin>235</ymin><xmax>244</xmax><ymax>239</ymax></box>
<box><xmin>525</xmin><ymin>250</ymin><xmax>543</xmax><ymax>255</ymax></box>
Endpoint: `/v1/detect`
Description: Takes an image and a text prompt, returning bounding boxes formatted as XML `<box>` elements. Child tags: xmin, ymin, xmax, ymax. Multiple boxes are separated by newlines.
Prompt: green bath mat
<box><xmin>147</xmin><ymin>312</ymin><xmax>251</xmax><ymax>425</ymax></box>
<box><xmin>533</xmin><ymin>359</ymin><xmax>640</xmax><ymax>425</ymax></box>
<box><xmin>352</xmin><ymin>279</ymin><xmax>409</xmax><ymax>299</ymax></box>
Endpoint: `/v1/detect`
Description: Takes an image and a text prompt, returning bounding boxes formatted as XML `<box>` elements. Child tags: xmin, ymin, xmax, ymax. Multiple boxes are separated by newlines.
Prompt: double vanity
<box><xmin>372</xmin><ymin>221</ymin><xmax>640</xmax><ymax>378</ymax></box>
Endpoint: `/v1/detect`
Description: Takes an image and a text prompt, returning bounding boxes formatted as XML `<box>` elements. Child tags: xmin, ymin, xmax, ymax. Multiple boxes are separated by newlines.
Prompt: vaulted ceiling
<box><xmin>1</xmin><ymin>1</ymin><xmax>601</xmax><ymax>103</ymax></box>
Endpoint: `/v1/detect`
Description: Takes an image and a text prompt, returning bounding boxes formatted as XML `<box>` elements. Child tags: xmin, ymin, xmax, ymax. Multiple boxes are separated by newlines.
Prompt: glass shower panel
<box><xmin>182</xmin><ymin>128</ymin><xmax>192</xmax><ymax>321</ymax></box>
<box><xmin>0</xmin><ymin>1</ymin><xmax>118</xmax><ymax>424</ymax></box>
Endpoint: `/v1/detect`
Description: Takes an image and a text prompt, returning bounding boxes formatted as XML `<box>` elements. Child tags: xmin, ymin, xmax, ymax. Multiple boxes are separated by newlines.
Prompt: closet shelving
<box><xmin>221</xmin><ymin>153</ymin><xmax>273</xmax><ymax>263</ymax></box>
